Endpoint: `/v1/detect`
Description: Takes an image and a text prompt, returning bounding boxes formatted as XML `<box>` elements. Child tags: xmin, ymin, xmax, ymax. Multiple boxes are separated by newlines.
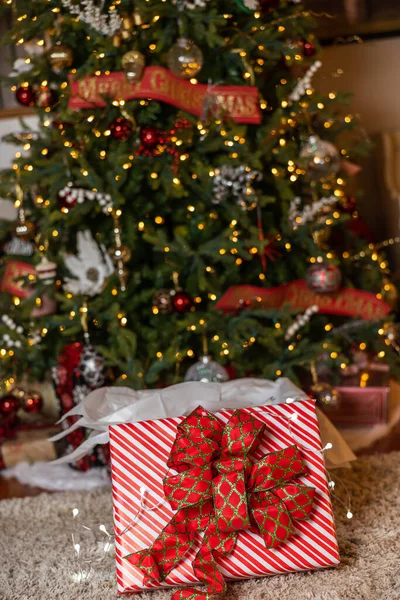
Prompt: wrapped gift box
<box><xmin>109</xmin><ymin>398</ymin><xmax>340</xmax><ymax>595</ymax></box>
<box><xmin>324</xmin><ymin>386</ymin><xmax>389</xmax><ymax>429</ymax></box>
<box><xmin>340</xmin><ymin>362</ymin><xmax>390</xmax><ymax>388</ymax></box>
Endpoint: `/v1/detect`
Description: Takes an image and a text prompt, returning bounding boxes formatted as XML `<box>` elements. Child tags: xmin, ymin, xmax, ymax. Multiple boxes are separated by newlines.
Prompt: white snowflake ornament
<box><xmin>63</xmin><ymin>231</ymin><xmax>114</xmax><ymax>297</ymax></box>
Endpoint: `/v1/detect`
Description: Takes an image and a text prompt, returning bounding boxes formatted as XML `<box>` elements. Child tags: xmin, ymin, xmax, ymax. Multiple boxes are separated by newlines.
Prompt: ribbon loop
<box><xmin>164</xmin><ymin>465</ymin><xmax>213</xmax><ymax>511</ymax></box>
<box><xmin>127</xmin><ymin>406</ymin><xmax>315</xmax><ymax>597</ymax></box>
<box><xmin>247</xmin><ymin>445</ymin><xmax>306</xmax><ymax>493</ymax></box>
<box><xmin>220</xmin><ymin>410</ymin><xmax>265</xmax><ymax>458</ymax></box>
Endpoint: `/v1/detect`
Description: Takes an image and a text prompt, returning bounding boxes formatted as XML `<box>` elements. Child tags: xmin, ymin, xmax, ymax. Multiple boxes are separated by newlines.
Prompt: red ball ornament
<box><xmin>341</xmin><ymin>195</ymin><xmax>357</xmax><ymax>214</ymax></box>
<box><xmin>36</xmin><ymin>85</ymin><xmax>58</xmax><ymax>108</ymax></box>
<box><xmin>0</xmin><ymin>395</ymin><xmax>20</xmax><ymax>418</ymax></box>
<box><xmin>306</xmin><ymin>263</ymin><xmax>342</xmax><ymax>294</ymax></box>
<box><xmin>303</xmin><ymin>40</ymin><xmax>317</xmax><ymax>57</ymax></box>
<box><xmin>171</xmin><ymin>290</ymin><xmax>193</xmax><ymax>313</ymax></box>
<box><xmin>258</xmin><ymin>0</ymin><xmax>279</xmax><ymax>13</ymax></box>
<box><xmin>22</xmin><ymin>391</ymin><xmax>43</xmax><ymax>414</ymax></box>
<box><xmin>140</xmin><ymin>126</ymin><xmax>160</xmax><ymax>149</ymax></box>
<box><xmin>57</xmin><ymin>189</ymin><xmax>77</xmax><ymax>211</ymax></box>
<box><xmin>109</xmin><ymin>116</ymin><xmax>133</xmax><ymax>141</ymax></box>
<box><xmin>15</xmin><ymin>85</ymin><xmax>36</xmax><ymax>107</ymax></box>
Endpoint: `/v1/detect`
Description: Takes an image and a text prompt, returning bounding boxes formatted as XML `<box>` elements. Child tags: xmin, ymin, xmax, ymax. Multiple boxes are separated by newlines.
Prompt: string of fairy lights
<box><xmin>67</xmin><ymin>400</ymin><xmax>353</xmax><ymax>585</ymax></box>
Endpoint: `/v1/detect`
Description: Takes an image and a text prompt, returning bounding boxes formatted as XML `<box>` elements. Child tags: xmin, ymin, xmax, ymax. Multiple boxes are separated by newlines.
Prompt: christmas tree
<box><xmin>0</xmin><ymin>0</ymin><xmax>399</xmax><ymax>413</ymax></box>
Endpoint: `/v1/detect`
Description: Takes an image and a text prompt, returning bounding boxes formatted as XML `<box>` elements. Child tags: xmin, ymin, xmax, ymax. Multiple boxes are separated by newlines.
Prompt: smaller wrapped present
<box><xmin>109</xmin><ymin>396</ymin><xmax>341</xmax><ymax>595</ymax></box>
<box><xmin>340</xmin><ymin>351</ymin><xmax>390</xmax><ymax>388</ymax></box>
<box><xmin>324</xmin><ymin>386</ymin><xmax>389</xmax><ymax>429</ymax></box>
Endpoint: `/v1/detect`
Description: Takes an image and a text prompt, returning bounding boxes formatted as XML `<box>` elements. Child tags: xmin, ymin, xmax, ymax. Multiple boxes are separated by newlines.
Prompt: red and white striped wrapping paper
<box><xmin>109</xmin><ymin>399</ymin><xmax>340</xmax><ymax>594</ymax></box>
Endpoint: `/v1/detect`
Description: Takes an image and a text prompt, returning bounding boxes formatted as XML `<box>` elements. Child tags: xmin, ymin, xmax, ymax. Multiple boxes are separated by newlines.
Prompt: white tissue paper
<box><xmin>51</xmin><ymin>377</ymin><xmax>356</xmax><ymax>469</ymax></box>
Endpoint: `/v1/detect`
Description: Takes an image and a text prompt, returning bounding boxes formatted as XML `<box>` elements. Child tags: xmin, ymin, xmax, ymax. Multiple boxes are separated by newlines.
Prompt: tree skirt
<box><xmin>1</xmin><ymin>452</ymin><xmax>399</xmax><ymax>600</ymax></box>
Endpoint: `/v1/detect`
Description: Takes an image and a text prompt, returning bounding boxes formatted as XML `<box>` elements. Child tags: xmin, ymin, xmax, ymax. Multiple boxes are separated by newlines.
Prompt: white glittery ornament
<box><xmin>212</xmin><ymin>165</ymin><xmax>262</xmax><ymax>209</ymax></box>
<box><xmin>79</xmin><ymin>344</ymin><xmax>106</xmax><ymax>388</ymax></box>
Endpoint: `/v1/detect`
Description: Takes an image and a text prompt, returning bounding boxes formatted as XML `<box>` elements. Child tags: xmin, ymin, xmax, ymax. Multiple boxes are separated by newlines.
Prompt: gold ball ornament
<box><xmin>167</xmin><ymin>38</ymin><xmax>203</xmax><ymax>80</ymax></box>
<box><xmin>48</xmin><ymin>43</ymin><xmax>73</xmax><ymax>70</ymax></box>
<box><xmin>108</xmin><ymin>244</ymin><xmax>132</xmax><ymax>264</ymax></box>
<box><xmin>311</xmin><ymin>382</ymin><xmax>340</xmax><ymax>408</ymax></box>
<box><xmin>381</xmin><ymin>278</ymin><xmax>398</xmax><ymax>309</ymax></box>
<box><xmin>14</xmin><ymin>220</ymin><xmax>35</xmax><ymax>240</ymax></box>
<box><xmin>121</xmin><ymin>50</ymin><xmax>145</xmax><ymax>83</ymax></box>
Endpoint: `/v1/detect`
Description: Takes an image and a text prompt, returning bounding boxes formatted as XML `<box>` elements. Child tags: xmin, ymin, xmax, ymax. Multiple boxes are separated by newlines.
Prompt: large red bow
<box><xmin>127</xmin><ymin>406</ymin><xmax>315</xmax><ymax>599</ymax></box>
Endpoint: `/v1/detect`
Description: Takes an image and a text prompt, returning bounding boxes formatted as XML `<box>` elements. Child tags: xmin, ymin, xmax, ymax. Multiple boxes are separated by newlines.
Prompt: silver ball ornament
<box><xmin>184</xmin><ymin>355</ymin><xmax>229</xmax><ymax>383</ymax></box>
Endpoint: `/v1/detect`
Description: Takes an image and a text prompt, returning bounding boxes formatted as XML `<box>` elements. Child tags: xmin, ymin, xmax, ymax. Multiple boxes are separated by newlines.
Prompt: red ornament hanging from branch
<box><xmin>136</xmin><ymin>118</ymin><xmax>193</xmax><ymax>174</ymax></box>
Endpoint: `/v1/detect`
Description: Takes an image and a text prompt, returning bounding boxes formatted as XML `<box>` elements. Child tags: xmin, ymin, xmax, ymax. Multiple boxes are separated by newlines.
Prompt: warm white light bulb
<box><xmin>346</xmin><ymin>511</ymin><xmax>353</xmax><ymax>519</ymax></box>
<box><xmin>325</xmin><ymin>442</ymin><xmax>333</xmax><ymax>450</ymax></box>
<box><xmin>72</xmin><ymin>508</ymin><xmax>79</xmax><ymax>518</ymax></box>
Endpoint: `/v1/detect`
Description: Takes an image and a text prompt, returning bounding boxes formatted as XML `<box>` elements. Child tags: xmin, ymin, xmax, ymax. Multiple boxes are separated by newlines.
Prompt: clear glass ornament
<box><xmin>184</xmin><ymin>355</ymin><xmax>229</xmax><ymax>383</ymax></box>
<box><xmin>121</xmin><ymin>50</ymin><xmax>145</xmax><ymax>83</ymax></box>
<box><xmin>153</xmin><ymin>289</ymin><xmax>172</xmax><ymax>314</ymax></box>
<box><xmin>306</xmin><ymin>263</ymin><xmax>341</xmax><ymax>294</ymax></box>
<box><xmin>167</xmin><ymin>37</ymin><xmax>203</xmax><ymax>79</ymax></box>
<box><xmin>311</xmin><ymin>383</ymin><xmax>340</xmax><ymax>409</ymax></box>
<box><xmin>299</xmin><ymin>135</ymin><xmax>340</xmax><ymax>180</ymax></box>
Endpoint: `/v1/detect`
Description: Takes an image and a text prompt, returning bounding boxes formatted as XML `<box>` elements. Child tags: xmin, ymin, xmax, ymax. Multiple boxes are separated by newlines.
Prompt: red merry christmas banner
<box><xmin>68</xmin><ymin>66</ymin><xmax>262</xmax><ymax>124</ymax></box>
<box><xmin>215</xmin><ymin>281</ymin><xmax>392</xmax><ymax>320</ymax></box>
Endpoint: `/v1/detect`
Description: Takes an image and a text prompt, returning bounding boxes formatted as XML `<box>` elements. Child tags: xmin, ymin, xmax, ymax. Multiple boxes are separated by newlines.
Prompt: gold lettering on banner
<box><xmin>151</xmin><ymin>69</ymin><xmax>169</xmax><ymax>94</ymax></box>
<box><xmin>245</xmin><ymin>95</ymin><xmax>257</xmax><ymax>116</ymax></box>
<box><xmin>235</xmin><ymin>95</ymin><xmax>245</xmax><ymax>115</ymax></box>
<box><xmin>69</xmin><ymin>68</ymin><xmax>262</xmax><ymax>123</ymax></box>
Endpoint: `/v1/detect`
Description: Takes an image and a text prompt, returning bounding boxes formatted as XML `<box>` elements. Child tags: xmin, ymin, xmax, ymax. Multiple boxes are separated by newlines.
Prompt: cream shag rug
<box><xmin>1</xmin><ymin>452</ymin><xmax>400</xmax><ymax>600</ymax></box>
